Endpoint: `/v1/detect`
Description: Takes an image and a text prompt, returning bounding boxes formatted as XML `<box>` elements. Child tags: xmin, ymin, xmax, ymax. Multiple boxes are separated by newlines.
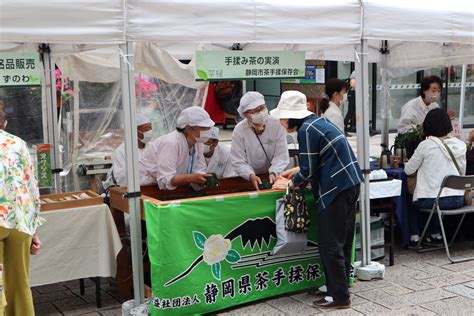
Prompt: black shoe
<box><xmin>308</xmin><ymin>289</ymin><xmax>327</xmax><ymax>297</ymax></box>
<box><xmin>313</xmin><ymin>299</ymin><xmax>351</xmax><ymax>310</ymax></box>
<box><xmin>423</xmin><ymin>236</ymin><xmax>443</xmax><ymax>245</ymax></box>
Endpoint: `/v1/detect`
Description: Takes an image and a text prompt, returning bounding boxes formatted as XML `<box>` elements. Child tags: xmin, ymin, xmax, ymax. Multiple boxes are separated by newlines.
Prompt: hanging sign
<box><xmin>36</xmin><ymin>144</ymin><xmax>53</xmax><ymax>188</ymax></box>
<box><xmin>0</xmin><ymin>53</ymin><xmax>41</xmax><ymax>87</ymax></box>
<box><xmin>281</xmin><ymin>65</ymin><xmax>317</xmax><ymax>84</ymax></box>
<box><xmin>195</xmin><ymin>51</ymin><xmax>305</xmax><ymax>81</ymax></box>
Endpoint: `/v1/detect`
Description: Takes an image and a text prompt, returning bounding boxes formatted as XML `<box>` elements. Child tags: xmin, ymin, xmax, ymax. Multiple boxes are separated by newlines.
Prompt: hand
<box><xmin>468</xmin><ymin>129</ymin><xmax>474</xmax><ymax>143</ymax></box>
<box><xmin>448</xmin><ymin>111</ymin><xmax>456</xmax><ymax>119</ymax></box>
<box><xmin>280</xmin><ymin>167</ymin><xmax>300</xmax><ymax>179</ymax></box>
<box><xmin>269</xmin><ymin>173</ymin><xmax>277</xmax><ymax>184</ymax></box>
<box><xmin>30</xmin><ymin>235</ymin><xmax>41</xmax><ymax>255</ymax></box>
<box><xmin>249</xmin><ymin>174</ymin><xmax>262</xmax><ymax>191</ymax></box>
<box><xmin>288</xmin><ymin>180</ymin><xmax>295</xmax><ymax>189</ymax></box>
<box><xmin>188</xmin><ymin>173</ymin><xmax>211</xmax><ymax>185</ymax></box>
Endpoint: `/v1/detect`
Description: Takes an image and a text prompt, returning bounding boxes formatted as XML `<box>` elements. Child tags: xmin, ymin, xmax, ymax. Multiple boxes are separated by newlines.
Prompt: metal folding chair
<box><xmin>416</xmin><ymin>175</ymin><xmax>474</xmax><ymax>263</ymax></box>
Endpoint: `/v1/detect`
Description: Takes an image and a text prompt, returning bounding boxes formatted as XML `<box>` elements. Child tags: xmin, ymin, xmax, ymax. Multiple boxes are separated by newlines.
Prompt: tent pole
<box><xmin>40</xmin><ymin>44</ymin><xmax>61</xmax><ymax>192</ymax></box>
<box><xmin>459</xmin><ymin>64</ymin><xmax>467</xmax><ymax>131</ymax></box>
<box><xmin>380</xmin><ymin>41</ymin><xmax>390</xmax><ymax>148</ymax></box>
<box><xmin>355</xmin><ymin>40</ymin><xmax>371</xmax><ymax>267</ymax></box>
<box><xmin>119</xmin><ymin>42</ymin><xmax>145</xmax><ymax>306</ymax></box>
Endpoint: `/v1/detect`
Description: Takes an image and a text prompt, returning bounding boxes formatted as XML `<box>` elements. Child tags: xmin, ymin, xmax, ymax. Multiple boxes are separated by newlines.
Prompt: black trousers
<box><xmin>318</xmin><ymin>185</ymin><xmax>360</xmax><ymax>303</ymax></box>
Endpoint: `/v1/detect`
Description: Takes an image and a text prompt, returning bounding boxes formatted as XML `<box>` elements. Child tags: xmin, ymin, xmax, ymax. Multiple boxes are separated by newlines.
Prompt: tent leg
<box><xmin>354</xmin><ymin>40</ymin><xmax>385</xmax><ymax>280</ymax></box>
<box><xmin>119</xmin><ymin>42</ymin><xmax>145</xmax><ymax>306</ymax></box>
<box><xmin>459</xmin><ymin>64</ymin><xmax>467</xmax><ymax>131</ymax></box>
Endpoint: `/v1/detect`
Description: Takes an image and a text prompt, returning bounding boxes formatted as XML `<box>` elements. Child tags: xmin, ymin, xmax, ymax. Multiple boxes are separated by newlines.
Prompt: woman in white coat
<box><xmin>320</xmin><ymin>78</ymin><xmax>346</xmax><ymax>132</ymax></box>
<box><xmin>139</xmin><ymin>106</ymin><xmax>214</xmax><ymax>190</ymax></box>
<box><xmin>405</xmin><ymin>108</ymin><xmax>466</xmax><ymax>245</ymax></box>
<box><xmin>231</xmin><ymin>91</ymin><xmax>289</xmax><ymax>190</ymax></box>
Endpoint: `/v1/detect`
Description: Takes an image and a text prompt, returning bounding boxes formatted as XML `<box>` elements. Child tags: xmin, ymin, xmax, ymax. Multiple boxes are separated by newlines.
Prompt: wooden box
<box><xmin>40</xmin><ymin>190</ymin><xmax>103</xmax><ymax>212</ymax></box>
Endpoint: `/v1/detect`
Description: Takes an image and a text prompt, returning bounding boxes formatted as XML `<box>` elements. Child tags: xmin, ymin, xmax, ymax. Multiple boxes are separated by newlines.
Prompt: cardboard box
<box><xmin>40</xmin><ymin>190</ymin><xmax>103</xmax><ymax>212</ymax></box>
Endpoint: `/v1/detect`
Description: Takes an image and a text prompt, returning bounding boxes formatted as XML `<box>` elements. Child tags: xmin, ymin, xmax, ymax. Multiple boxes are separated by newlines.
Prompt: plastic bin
<box><xmin>355</xmin><ymin>216</ymin><xmax>385</xmax><ymax>261</ymax></box>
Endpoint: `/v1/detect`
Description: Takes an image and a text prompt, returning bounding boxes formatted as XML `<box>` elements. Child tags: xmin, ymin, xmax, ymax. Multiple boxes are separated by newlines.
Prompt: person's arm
<box><xmin>292</xmin><ymin>127</ymin><xmax>317</xmax><ymax>186</ymax></box>
<box><xmin>268</xmin><ymin>124</ymin><xmax>290</xmax><ymax>176</ymax></box>
<box><xmin>112</xmin><ymin>146</ymin><xmax>126</xmax><ymax>186</ymax></box>
<box><xmin>170</xmin><ymin>173</ymin><xmax>209</xmax><ymax>187</ymax></box>
<box><xmin>397</xmin><ymin>104</ymin><xmax>416</xmax><ymax>134</ymax></box>
<box><xmin>230</xmin><ymin>127</ymin><xmax>255</xmax><ymax>180</ymax></box>
<box><xmin>404</xmin><ymin>141</ymin><xmax>425</xmax><ymax>176</ymax></box>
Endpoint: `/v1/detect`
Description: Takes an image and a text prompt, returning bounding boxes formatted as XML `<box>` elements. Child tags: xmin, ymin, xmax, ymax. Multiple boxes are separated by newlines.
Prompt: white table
<box><xmin>30</xmin><ymin>204</ymin><xmax>122</xmax><ymax>287</ymax></box>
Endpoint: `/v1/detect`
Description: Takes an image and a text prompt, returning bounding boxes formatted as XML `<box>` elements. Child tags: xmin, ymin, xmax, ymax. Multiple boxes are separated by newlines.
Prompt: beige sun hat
<box><xmin>270</xmin><ymin>91</ymin><xmax>313</xmax><ymax>119</ymax></box>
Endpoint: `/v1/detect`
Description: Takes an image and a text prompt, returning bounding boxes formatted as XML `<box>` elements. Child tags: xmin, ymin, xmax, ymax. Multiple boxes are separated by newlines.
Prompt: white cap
<box><xmin>209</xmin><ymin>126</ymin><xmax>219</xmax><ymax>140</ymax></box>
<box><xmin>136</xmin><ymin>113</ymin><xmax>151</xmax><ymax>127</ymax></box>
<box><xmin>270</xmin><ymin>91</ymin><xmax>313</xmax><ymax>119</ymax></box>
<box><xmin>238</xmin><ymin>91</ymin><xmax>266</xmax><ymax>116</ymax></box>
<box><xmin>350</xmin><ymin>70</ymin><xmax>356</xmax><ymax>80</ymax></box>
<box><xmin>176</xmin><ymin>106</ymin><xmax>215</xmax><ymax>129</ymax></box>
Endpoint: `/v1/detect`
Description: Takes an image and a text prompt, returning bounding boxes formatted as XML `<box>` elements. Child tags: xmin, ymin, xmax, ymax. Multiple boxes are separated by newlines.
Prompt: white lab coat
<box><xmin>206</xmin><ymin>144</ymin><xmax>236</xmax><ymax>179</ymax></box>
<box><xmin>231</xmin><ymin>116</ymin><xmax>289</xmax><ymax>180</ymax></box>
<box><xmin>397</xmin><ymin>96</ymin><xmax>439</xmax><ymax>134</ymax></box>
<box><xmin>323</xmin><ymin>101</ymin><xmax>344</xmax><ymax>132</ymax></box>
<box><xmin>139</xmin><ymin>130</ymin><xmax>207</xmax><ymax>190</ymax></box>
<box><xmin>103</xmin><ymin>143</ymin><xmax>155</xmax><ymax>189</ymax></box>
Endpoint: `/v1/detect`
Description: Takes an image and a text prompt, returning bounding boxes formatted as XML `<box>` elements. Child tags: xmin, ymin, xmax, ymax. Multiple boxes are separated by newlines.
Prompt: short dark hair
<box><xmin>420</xmin><ymin>76</ymin><xmax>443</xmax><ymax>98</ymax></box>
<box><xmin>288</xmin><ymin>118</ymin><xmax>306</xmax><ymax>131</ymax></box>
<box><xmin>423</xmin><ymin>108</ymin><xmax>452</xmax><ymax>137</ymax></box>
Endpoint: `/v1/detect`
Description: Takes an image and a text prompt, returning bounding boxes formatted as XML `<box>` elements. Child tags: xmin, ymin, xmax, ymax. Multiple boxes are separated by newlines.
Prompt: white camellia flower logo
<box><xmin>193</xmin><ymin>231</ymin><xmax>241</xmax><ymax>280</ymax></box>
<box><xmin>203</xmin><ymin>234</ymin><xmax>231</xmax><ymax>265</ymax></box>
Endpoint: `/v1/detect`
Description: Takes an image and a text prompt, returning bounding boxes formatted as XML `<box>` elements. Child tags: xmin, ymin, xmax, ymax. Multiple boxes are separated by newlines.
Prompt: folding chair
<box><xmin>416</xmin><ymin>175</ymin><xmax>474</xmax><ymax>263</ymax></box>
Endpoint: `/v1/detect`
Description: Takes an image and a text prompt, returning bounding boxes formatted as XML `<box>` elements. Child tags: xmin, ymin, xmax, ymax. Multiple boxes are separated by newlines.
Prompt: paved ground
<box><xmin>33</xmin><ymin>241</ymin><xmax>474</xmax><ymax>315</ymax></box>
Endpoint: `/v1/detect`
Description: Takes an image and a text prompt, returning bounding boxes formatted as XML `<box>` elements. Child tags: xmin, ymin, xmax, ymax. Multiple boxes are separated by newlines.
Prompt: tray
<box><xmin>40</xmin><ymin>190</ymin><xmax>103</xmax><ymax>212</ymax></box>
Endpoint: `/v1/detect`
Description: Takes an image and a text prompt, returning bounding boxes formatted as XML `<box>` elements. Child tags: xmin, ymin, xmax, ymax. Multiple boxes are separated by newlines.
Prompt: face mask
<box><xmin>141</xmin><ymin>130</ymin><xmax>153</xmax><ymax>144</ymax></box>
<box><xmin>427</xmin><ymin>92</ymin><xmax>440</xmax><ymax>103</ymax></box>
<box><xmin>250</xmin><ymin>110</ymin><xmax>269</xmax><ymax>125</ymax></box>
<box><xmin>202</xmin><ymin>144</ymin><xmax>212</xmax><ymax>154</ymax></box>
<box><xmin>195</xmin><ymin>129</ymin><xmax>212</xmax><ymax>143</ymax></box>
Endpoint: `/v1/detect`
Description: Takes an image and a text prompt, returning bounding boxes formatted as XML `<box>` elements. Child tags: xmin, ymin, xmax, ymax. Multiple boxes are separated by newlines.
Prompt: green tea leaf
<box><xmin>193</xmin><ymin>231</ymin><xmax>207</xmax><ymax>250</ymax></box>
<box><xmin>225</xmin><ymin>249</ymin><xmax>241</xmax><ymax>263</ymax></box>
<box><xmin>197</xmin><ymin>70</ymin><xmax>208</xmax><ymax>81</ymax></box>
<box><xmin>211</xmin><ymin>262</ymin><xmax>221</xmax><ymax>280</ymax></box>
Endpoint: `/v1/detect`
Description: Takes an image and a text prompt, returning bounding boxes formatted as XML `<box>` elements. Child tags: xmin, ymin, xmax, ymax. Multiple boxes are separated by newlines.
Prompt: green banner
<box><xmin>195</xmin><ymin>51</ymin><xmax>305</xmax><ymax>80</ymax></box>
<box><xmin>145</xmin><ymin>191</ymin><xmax>355</xmax><ymax>315</ymax></box>
<box><xmin>0</xmin><ymin>53</ymin><xmax>41</xmax><ymax>87</ymax></box>
<box><xmin>36</xmin><ymin>144</ymin><xmax>52</xmax><ymax>188</ymax></box>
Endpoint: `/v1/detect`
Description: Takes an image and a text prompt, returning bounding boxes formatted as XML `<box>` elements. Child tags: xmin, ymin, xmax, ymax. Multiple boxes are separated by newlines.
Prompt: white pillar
<box><xmin>119</xmin><ymin>42</ymin><xmax>145</xmax><ymax>305</ymax></box>
<box><xmin>41</xmin><ymin>45</ymin><xmax>61</xmax><ymax>192</ymax></box>
<box><xmin>459</xmin><ymin>64</ymin><xmax>467</xmax><ymax>131</ymax></box>
<box><xmin>354</xmin><ymin>40</ymin><xmax>371</xmax><ymax>266</ymax></box>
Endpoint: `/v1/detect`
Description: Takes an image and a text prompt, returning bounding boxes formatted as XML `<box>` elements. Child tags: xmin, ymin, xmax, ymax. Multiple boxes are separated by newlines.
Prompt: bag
<box><xmin>272</xmin><ymin>198</ymin><xmax>307</xmax><ymax>255</ymax></box>
<box><xmin>407</xmin><ymin>172</ymin><xmax>417</xmax><ymax>195</ymax></box>
<box><xmin>440</xmin><ymin>138</ymin><xmax>472</xmax><ymax>206</ymax></box>
<box><xmin>283</xmin><ymin>187</ymin><xmax>310</xmax><ymax>233</ymax></box>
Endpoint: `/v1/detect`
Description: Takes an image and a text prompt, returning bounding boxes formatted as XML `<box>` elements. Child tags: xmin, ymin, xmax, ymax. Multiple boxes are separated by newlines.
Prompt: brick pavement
<box><xmin>33</xmin><ymin>242</ymin><xmax>474</xmax><ymax>315</ymax></box>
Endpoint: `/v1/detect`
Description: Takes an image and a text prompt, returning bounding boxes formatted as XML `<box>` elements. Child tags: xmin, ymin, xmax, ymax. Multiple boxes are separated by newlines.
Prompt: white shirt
<box><xmin>139</xmin><ymin>130</ymin><xmax>207</xmax><ymax>190</ymax></box>
<box><xmin>103</xmin><ymin>143</ymin><xmax>155</xmax><ymax>189</ymax></box>
<box><xmin>205</xmin><ymin>144</ymin><xmax>236</xmax><ymax>179</ymax></box>
<box><xmin>397</xmin><ymin>96</ymin><xmax>439</xmax><ymax>134</ymax></box>
<box><xmin>323</xmin><ymin>101</ymin><xmax>344</xmax><ymax>132</ymax></box>
<box><xmin>405</xmin><ymin>136</ymin><xmax>466</xmax><ymax>201</ymax></box>
<box><xmin>231</xmin><ymin>116</ymin><xmax>289</xmax><ymax>180</ymax></box>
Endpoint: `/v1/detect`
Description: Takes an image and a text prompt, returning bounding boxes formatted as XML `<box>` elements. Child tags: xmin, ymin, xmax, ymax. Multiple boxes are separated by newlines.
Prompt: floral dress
<box><xmin>0</xmin><ymin>130</ymin><xmax>44</xmax><ymax>236</ymax></box>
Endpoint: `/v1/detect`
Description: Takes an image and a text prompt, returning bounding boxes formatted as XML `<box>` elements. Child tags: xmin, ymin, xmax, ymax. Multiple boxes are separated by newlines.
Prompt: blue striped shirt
<box><xmin>293</xmin><ymin>115</ymin><xmax>363</xmax><ymax>212</ymax></box>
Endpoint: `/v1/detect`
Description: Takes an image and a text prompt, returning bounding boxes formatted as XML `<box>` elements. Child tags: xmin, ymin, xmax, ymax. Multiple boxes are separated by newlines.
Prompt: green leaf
<box><xmin>193</xmin><ymin>231</ymin><xmax>207</xmax><ymax>250</ymax></box>
<box><xmin>211</xmin><ymin>262</ymin><xmax>221</xmax><ymax>280</ymax></box>
<box><xmin>225</xmin><ymin>249</ymin><xmax>241</xmax><ymax>264</ymax></box>
<box><xmin>197</xmin><ymin>69</ymin><xmax>208</xmax><ymax>81</ymax></box>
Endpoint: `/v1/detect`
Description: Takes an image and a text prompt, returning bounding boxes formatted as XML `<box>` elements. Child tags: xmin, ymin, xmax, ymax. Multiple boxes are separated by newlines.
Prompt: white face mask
<box><xmin>202</xmin><ymin>144</ymin><xmax>212</xmax><ymax>154</ymax></box>
<box><xmin>426</xmin><ymin>92</ymin><xmax>440</xmax><ymax>103</ymax></box>
<box><xmin>141</xmin><ymin>130</ymin><xmax>153</xmax><ymax>144</ymax></box>
<box><xmin>250</xmin><ymin>110</ymin><xmax>269</xmax><ymax>125</ymax></box>
<box><xmin>195</xmin><ymin>129</ymin><xmax>212</xmax><ymax>143</ymax></box>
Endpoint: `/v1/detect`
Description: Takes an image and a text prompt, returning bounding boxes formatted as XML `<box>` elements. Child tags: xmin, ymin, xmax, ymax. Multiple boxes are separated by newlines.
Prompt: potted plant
<box><xmin>399</xmin><ymin>126</ymin><xmax>424</xmax><ymax>159</ymax></box>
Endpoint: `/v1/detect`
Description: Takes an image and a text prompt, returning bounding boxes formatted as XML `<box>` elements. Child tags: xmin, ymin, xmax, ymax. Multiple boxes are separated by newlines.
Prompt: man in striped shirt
<box><xmin>274</xmin><ymin>91</ymin><xmax>362</xmax><ymax>309</ymax></box>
